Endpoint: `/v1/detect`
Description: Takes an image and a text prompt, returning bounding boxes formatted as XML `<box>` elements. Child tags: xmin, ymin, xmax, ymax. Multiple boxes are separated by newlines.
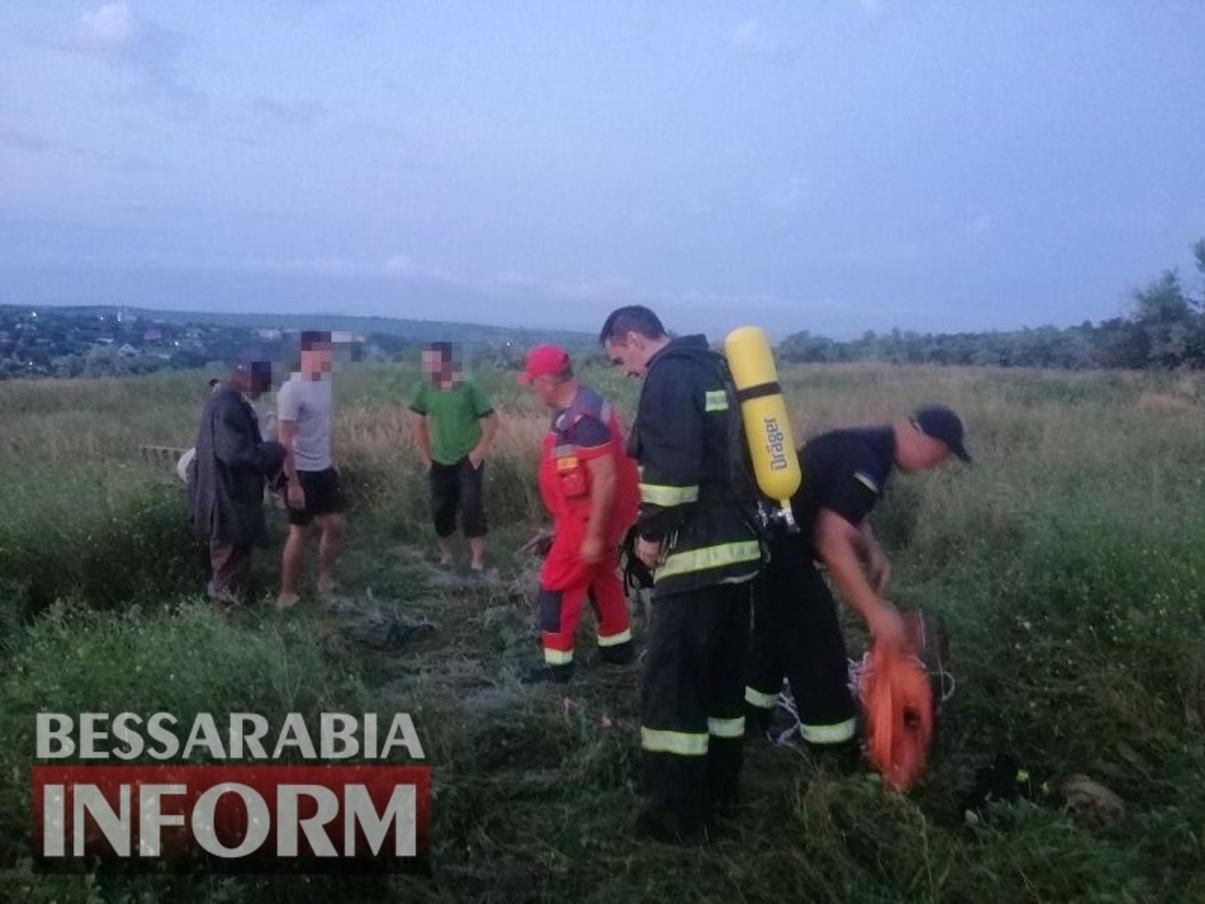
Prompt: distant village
<box><xmin>0</xmin><ymin>305</ymin><xmax>574</xmax><ymax>380</ymax></box>
<box><xmin>0</xmin><ymin>306</ymin><xmax>399</xmax><ymax>379</ymax></box>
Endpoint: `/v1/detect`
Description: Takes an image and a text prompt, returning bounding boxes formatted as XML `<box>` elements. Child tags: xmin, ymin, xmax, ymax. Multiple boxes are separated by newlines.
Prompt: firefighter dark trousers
<box><xmin>745</xmin><ymin>555</ymin><xmax>858</xmax><ymax>748</ymax></box>
<box><xmin>538</xmin><ymin>542</ymin><xmax>632</xmax><ymax>678</ymax></box>
<box><xmin>639</xmin><ymin>582</ymin><xmax>751</xmax><ymax>838</ymax></box>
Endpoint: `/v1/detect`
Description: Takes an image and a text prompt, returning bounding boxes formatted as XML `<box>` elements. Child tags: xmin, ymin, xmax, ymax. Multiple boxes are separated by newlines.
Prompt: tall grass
<box><xmin>3</xmin><ymin>361</ymin><xmax>1205</xmax><ymax>901</ymax></box>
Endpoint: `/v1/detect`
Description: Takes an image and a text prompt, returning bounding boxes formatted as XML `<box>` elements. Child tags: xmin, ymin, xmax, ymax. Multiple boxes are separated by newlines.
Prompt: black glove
<box><xmin>620</xmin><ymin>525</ymin><xmax>654</xmax><ymax>592</ymax></box>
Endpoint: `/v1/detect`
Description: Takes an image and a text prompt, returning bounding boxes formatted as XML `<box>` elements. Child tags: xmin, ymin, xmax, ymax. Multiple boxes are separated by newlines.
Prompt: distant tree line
<box><xmin>779</xmin><ymin>238</ymin><xmax>1205</xmax><ymax>370</ymax></box>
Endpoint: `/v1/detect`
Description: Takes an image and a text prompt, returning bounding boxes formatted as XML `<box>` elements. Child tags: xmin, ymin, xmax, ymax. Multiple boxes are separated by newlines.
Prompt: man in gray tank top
<box><xmin>277</xmin><ymin>330</ymin><xmax>346</xmax><ymax>609</ymax></box>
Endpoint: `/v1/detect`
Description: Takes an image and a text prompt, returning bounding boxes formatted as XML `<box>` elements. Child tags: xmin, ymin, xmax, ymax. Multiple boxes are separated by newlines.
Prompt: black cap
<box><xmin>912</xmin><ymin>404</ymin><xmax>971</xmax><ymax>463</ymax></box>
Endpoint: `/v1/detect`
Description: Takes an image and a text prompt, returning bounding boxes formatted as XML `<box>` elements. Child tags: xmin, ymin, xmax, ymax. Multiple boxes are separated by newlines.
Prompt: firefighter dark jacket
<box><xmin>627</xmin><ymin>335</ymin><xmax>764</xmax><ymax>597</ymax></box>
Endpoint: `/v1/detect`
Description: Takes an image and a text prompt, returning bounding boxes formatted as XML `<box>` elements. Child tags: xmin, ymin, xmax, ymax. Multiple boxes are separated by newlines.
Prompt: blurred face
<box><xmin>301</xmin><ymin>342</ymin><xmax>332</xmax><ymax>377</ymax></box>
<box><xmin>604</xmin><ymin>333</ymin><xmax>654</xmax><ymax>377</ymax></box>
<box><xmin>423</xmin><ymin>346</ymin><xmax>459</xmax><ymax>385</ymax></box>
<box><xmin>527</xmin><ymin>373</ymin><xmax>560</xmax><ymax>407</ymax></box>
<box><xmin>247</xmin><ymin>362</ymin><xmax>272</xmax><ymax>398</ymax></box>
<box><xmin>421</xmin><ymin>349</ymin><xmax>441</xmax><ymax>377</ymax></box>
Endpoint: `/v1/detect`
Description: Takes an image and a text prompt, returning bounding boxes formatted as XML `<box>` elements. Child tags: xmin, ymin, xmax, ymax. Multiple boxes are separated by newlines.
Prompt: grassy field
<box><xmin>2</xmin><ymin>361</ymin><xmax>1205</xmax><ymax>902</ymax></box>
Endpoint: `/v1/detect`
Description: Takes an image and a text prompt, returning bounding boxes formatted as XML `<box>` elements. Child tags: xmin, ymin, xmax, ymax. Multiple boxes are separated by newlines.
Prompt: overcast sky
<box><xmin>2</xmin><ymin>1</ymin><xmax>1203</xmax><ymax>338</ymax></box>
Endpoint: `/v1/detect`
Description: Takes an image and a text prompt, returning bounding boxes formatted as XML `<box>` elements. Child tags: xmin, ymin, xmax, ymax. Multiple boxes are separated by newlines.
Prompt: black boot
<box><xmin>743</xmin><ymin>702</ymin><xmax>773</xmax><ymax>743</ymax></box>
<box><xmin>599</xmin><ymin>640</ymin><xmax>634</xmax><ymax>666</ymax></box>
<box><xmin>806</xmin><ymin>738</ymin><xmax>862</xmax><ymax>775</ymax></box>
<box><xmin>522</xmin><ymin>664</ymin><xmax>572</xmax><ymax>685</ymax></box>
<box><xmin>635</xmin><ymin>802</ymin><xmax>709</xmax><ymax>846</ymax></box>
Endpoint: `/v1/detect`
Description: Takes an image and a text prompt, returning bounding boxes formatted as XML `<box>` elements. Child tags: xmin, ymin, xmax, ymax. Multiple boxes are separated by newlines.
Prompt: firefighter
<box><xmin>744</xmin><ymin>405</ymin><xmax>971</xmax><ymax>753</ymax></box>
<box><xmin>519</xmin><ymin>344</ymin><xmax>640</xmax><ymax>683</ymax></box>
<box><xmin>600</xmin><ymin>305</ymin><xmax>763</xmax><ymax>844</ymax></box>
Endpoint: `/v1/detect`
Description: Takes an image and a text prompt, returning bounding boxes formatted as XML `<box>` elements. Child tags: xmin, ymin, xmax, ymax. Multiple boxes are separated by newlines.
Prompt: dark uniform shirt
<box><xmin>550</xmin><ymin>386</ymin><xmax>612</xmax><ymax>448</ymax></box>
<box><xmin>628</xmin><ymin>335</ymin><xmax>763</xmax><ymax>596</ymax></box>
<box><xmin>790</xmin><ymin>427</ymin><xmax>896</xmax><ymax>552</ymax></box>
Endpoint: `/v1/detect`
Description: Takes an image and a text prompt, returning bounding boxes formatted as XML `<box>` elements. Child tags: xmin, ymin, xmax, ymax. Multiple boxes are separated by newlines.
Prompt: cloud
<box><xmin>272</xmin><ymin>0</ymin><xmax>330</xmax><ymax>10</ymax></box>
<box><xmin>243</xmin><ymin>256</ymin><xmax>364</xmax><ymax>277</ymax></box>
<box><xmin>243</xmin><ymin>252</ymin><xmax>462</xmax><ymax>286</ymax></box>
<box><xmin>766</xmin><ymin>174</ymin><xmax>810</xmax><ymax>211</ymax></box>
<box><xmin>69</xmin><ymin>2</ymin><xmax>205</xmax><ymax>118</ymax></box>
<box><xmin>250</xmin><ymin>97</ymin><xmax>325</xmax><ymax>127</ymax></box>
<box><xmin>81</xmin><ymin>2</ymin><xmax>137</xmax><ymax>45</ymax></box>
<box><xmin>484</xmin><ymin>269</ymin><xmax>846</xmax><ymax>321</ymax></box>
<box><xmin>239</xmin><ymin>251</ymin><xmax>842</xmax><ymax>322</ymax></box>
<box><xmin>383</xmin><ymin>253</ymin><xmax>457</xmax><ymax>283</ymax></box>
<box><xmin>0</xmin><ymin>130</ymin><xmax>55</xmax><ymax>153</ymax></box>
<box><xmin>729</xmin><ymin>20</ymin><xmax>795</xmax><ymax>64</ymax></box>
<box><xmin>493</xmin><ymin>270</ymin><xmax>540</xmax><ymax>290</ymax></box>
<box><xmin>856</xmin><ymin>0</ymin><xmax>885</xmax><ymax>22</ymax></box>
<box><xmin>0</xmin><ymin>127</ymin><xmax>150</xmax><ymax>169</ymax></box>
<box><xmin>965</xmin><ymin>213</ymin><xmax>993</xmax><ymax>237</ymax></box>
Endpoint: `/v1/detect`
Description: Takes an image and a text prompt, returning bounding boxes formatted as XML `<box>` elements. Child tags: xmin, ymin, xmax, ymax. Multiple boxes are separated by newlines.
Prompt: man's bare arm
<box><xmin>408</xmin><ymin>411</ymin><xmax>432</xmax><ymax>469</ymax></box>
<box><xmin>860</xmin><ymin>521</ymin><xmax>891</xmax><ymax>593</ymax></box>
<box><xmin>814</xmin><ymin>509</ymin><xmax>904</xmax><ymax>649</ymax></box>
<box><xmin>279</xmin><ymin>420</ymin><xmax>299</xmax><ymax>482</ymax></box>
<box><xmin>279</xmin><ymin>419</ymin><xmax>305</xmax><ymax>508</ymax></box>
<box><xmin>469</xmin><ymin>412</ymin><xmax>500</xmax><ymax>466</ymax></box>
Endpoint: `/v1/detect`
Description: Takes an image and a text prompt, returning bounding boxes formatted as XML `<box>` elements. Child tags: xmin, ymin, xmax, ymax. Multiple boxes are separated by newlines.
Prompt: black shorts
<box><xmin>430</xmin><ymin>458</ymin><xmax>487</xmax><ymax>539</ymax></box>
<box><xmin>286</xmin><ymin>467</ymin><xmax>346</xmax><ymax>526</ymax></box>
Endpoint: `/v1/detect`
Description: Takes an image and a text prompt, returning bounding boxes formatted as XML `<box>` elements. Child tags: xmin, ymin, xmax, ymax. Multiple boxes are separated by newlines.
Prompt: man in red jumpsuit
<box><xmin>519</xmin><ymin>344</ymin><xmax>640</xmax><ymax>683</ymax></box>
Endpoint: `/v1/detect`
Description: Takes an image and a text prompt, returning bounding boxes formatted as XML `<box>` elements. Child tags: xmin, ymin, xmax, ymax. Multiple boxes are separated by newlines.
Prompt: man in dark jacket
<box><xmin>601</xmin><ymin>305</ymin><xmax>763</xmax><ymax>844</ymax></box>
<box><xmin>188</xmin><ymin>359</ymin><xmax>285</xmax><ymax>603</ymax></box>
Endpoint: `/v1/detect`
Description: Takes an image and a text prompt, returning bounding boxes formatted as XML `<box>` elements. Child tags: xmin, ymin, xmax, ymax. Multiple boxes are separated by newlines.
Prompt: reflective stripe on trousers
<box><xmin>640</xmin><ymin>727</ymin><xmax>708</xmax><ymax>756</ymax></box>
<box><xmin>799</xmin><ymin>718</ymin><xmax>857</xmax><ymax>745</ymax></box>
<box><xmin>707</xmin><ymin>716</ymin><xmax>745</xmax><ymax>739</ymax></box>
<box><xmin>744</xmin><ymin>686</ymin><xmax>777</xmax><ymax>710</ymax></box>
<box><xmin>598</xmin><ymin>627</ymin><xmax>632</xmax><ymax>647</ymax></box>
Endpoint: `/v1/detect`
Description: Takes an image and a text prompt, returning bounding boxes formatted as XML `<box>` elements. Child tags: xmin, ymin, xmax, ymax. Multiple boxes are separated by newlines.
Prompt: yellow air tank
<box><xmin>724</xmin><ymin>326</ymin><xmax>802</xmax><ymax>529</ymax></box>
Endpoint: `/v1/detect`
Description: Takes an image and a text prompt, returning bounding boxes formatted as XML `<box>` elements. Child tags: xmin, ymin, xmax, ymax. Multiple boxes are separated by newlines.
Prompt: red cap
<box><xmin>518</xmin><ymin>344</ymin><xmax>570</xmax><ymax>384</ymax></box>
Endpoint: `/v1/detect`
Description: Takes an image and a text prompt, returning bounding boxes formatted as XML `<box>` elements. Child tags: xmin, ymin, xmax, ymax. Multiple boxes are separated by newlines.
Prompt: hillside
<box><xmin>87</xmin><ymin>305</ymin><xmax>594</xmax><ymax>346</ymax></box>
<box><xmin>0</xmin><ymin>304</ymin><xmax>593</xmax><ymax>380</ymax></box>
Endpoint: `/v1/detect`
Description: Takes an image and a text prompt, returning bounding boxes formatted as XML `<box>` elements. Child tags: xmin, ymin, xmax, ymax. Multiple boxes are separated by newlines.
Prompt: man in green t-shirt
<box><xmin>408</xmin><ymin>342</ymin><xmax>500</xmax><ymax>573</ymax></box>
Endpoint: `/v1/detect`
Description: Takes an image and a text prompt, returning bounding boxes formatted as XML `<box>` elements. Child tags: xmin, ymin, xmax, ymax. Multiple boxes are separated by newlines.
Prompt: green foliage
<box><xmin>0</xmin><ymin>476</ymin><xmax>199</xmax><ymax>618</ymax></box>
<box><xmin>1132</xmin><ymin>269</ymin><xmax>1191</xmax><ymax>325</ymax></box>
<box><xmin>0</xmin><ymin>603</ymin><xmax>371</xmax><ymax>895</ymax></box>
<box><xmin>3</xmin><ymin>362</ymin><xmax>1205</xmax><ymax>901</ymax></box>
